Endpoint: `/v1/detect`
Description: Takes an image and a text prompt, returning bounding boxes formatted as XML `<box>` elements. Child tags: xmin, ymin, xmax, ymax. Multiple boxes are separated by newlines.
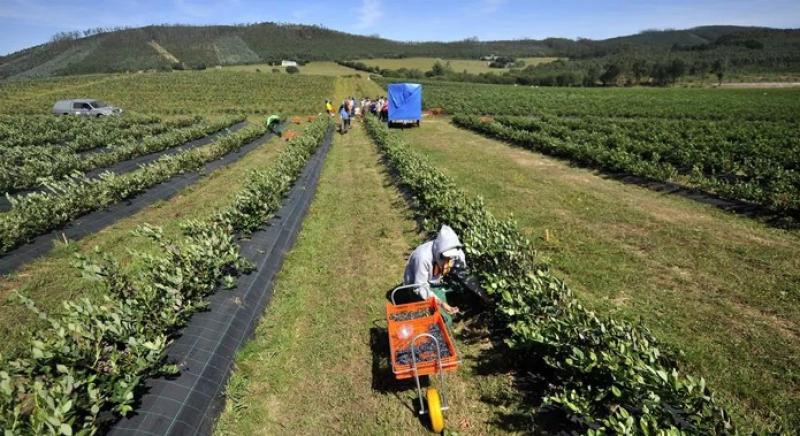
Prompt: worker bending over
<box><xmin>265</xmin><ymin>114</ymin><xmax>282</xmax><ymax>136</ymax></box>
<box><xmin>403</xmin><ymin>225</ymin><xmax>467</xmax><ymax>324</ymax></box>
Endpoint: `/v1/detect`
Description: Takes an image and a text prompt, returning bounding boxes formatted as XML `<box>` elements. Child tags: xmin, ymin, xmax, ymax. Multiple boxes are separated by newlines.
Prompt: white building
<box><xmin>281</xmin><ymin>60</ymin><xmax>298</xmax><ymax>67</ymax></box>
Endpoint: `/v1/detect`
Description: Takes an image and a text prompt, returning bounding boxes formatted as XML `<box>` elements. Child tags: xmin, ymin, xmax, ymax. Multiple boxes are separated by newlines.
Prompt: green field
<box><xmin>356</xmin><ymin>56</ymin><xmax>558</xmax><ymax>74</ymax></box>
<box><xmin>0</xmin><ymin>71</ymin><xmax>336</xmax><ymax>115</ymax></box>
<box><xmin>1</xmin><ymin>70</ymin><xmax>798</xmax><ymax>434</ymax></box>
<box><xmin>219</xmin><ymin>61</ymin><xmax>363</xmax><ymax>76</ymax></box>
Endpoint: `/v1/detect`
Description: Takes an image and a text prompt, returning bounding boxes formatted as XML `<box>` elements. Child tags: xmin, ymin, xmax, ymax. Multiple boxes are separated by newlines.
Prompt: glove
<box><xmin>451</xmin><ymin>249</ymin><xmax>467</xmax><ymax>269</ymax></box>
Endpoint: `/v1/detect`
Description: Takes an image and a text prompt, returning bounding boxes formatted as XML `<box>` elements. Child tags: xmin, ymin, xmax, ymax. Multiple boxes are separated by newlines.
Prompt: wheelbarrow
<box><xmin>387</xmin><ymin>285</ymin><xmax>461</xmax><ymax>433</ymax></box>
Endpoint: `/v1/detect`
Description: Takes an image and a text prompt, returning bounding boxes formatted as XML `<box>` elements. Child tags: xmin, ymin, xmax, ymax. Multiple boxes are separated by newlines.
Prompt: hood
<box><xmin>432</xmin><ymin>224</ymin><xmax>462</xmax><ymax>260</ymax></box>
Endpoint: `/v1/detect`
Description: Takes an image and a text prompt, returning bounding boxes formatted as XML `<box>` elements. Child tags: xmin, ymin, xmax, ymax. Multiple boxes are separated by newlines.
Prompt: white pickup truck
<box><xmin>52</xmin><ymin>99</ymin><xmax>123</xmax><ymax>117</ymax></box>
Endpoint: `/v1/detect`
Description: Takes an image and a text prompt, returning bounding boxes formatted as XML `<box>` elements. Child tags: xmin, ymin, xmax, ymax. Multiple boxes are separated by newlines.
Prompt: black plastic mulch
<box><xmin>107</xmin><ymin>126</ymin><xmax>333</xmax><ymax>436</ymax></box>
<box><xmin>0</xmin><ymin>123</ymin><xmax>274</xmax><ymax>276</ymax></box>
<box><xmin>0</xmin><ymin>121</ymin><xmax>247</xmax><ymax>212</ymax></box>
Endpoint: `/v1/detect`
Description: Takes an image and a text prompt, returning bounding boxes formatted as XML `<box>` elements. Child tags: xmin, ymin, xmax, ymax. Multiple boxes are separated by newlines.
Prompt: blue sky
<box><xmin>1</xmin><ymin>0</ymin><xmax>798</xmax><ymax>55</ymax></box>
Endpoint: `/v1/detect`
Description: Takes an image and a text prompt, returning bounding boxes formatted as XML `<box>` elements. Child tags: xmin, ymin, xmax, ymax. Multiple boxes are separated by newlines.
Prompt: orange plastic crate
<box><xmin>386</xmin><ymin>299</ymin><xmax>459</xmax><ymax>379</ymax></box>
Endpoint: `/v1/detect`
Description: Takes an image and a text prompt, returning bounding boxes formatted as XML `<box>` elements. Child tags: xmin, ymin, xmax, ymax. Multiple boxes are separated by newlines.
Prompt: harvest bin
<box><xmin>388</xmin><ymin>82</ymin><xmax>422</xmax><ymax>127</ymax></box>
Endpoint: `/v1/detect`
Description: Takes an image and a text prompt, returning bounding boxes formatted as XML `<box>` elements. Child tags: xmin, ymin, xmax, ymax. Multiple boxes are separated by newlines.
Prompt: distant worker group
<box><xmin>326</xmin><ymin>96</ymin><xmax>389</xmax><ymax>134</ymax></box>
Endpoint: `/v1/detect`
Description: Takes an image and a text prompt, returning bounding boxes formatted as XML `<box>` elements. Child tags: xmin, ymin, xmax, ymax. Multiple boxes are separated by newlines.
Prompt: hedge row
<box><xmin>0</xmin><ymin>117</ymin><xmax>331</xmax><ymax>434</ymax></box>
<box><xmin>453</xmin><ymin>114</ymin><xmax>800</xmax><ymax>217</ymax></box>
<box><xmin>0</xmin><ymin>115</ymin><xmax>233</xmax><ymax>193</ymax></box>
<box><xmin>364</xmin><ymin>115</ymin><xmax>734</xmax><ymax>434</ymax></box>
<box><xmin>1</xmin><ymin>118</ymin><xmax>255</xmax><ymax>255</ymax></box>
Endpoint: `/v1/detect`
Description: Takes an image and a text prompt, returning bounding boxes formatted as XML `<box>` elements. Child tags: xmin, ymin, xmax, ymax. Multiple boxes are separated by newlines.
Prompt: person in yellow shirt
<box><xmin>325</xmin><ymin>99</ymin><xmax>334</xmax><ymax>116</ymax></box>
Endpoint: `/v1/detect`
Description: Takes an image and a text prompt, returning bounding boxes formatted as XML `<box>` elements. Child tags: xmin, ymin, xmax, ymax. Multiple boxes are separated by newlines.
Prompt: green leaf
<box><xmin>59</xmin><ymin>423</ymin><xmax>73</xmax><ymax>436</ymax></box>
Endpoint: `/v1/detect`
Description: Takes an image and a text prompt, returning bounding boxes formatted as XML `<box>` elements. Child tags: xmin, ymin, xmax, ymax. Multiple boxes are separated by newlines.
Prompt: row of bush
<box><xmin>454</xmin><ymin>114</ymin><xmax>800</xmax><ymax>218</ymax></box>
<box><xmin>0</xmin><ymin>117</ymin><xmax>331</xmax><ymax>434</ymax></box>
<box><xmin>1</xmin><ymin>115</ymin><xmax>232</xmax><ymax>193</ymax></box>
<box><xmin>1</xmin><ymin>115</ymin><xmax>251</xmax><ymax>255</ymax></box>
<box><xmin>364</xmin><ymin>115</ymin><xmax>734</xmax><ymax>434</ymax></box>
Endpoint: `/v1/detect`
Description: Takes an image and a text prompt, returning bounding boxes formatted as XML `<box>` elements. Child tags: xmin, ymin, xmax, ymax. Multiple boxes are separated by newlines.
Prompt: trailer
<box><xmin>388</xmin><ymin>83</ymin><xmax>422</xmax><ymax>127</ymax></box>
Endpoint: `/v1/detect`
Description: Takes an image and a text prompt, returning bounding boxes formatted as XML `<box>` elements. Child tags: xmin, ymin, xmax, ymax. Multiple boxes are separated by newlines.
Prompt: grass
<box><xmin>215</xmin><ymin>123</ymin><xmax>524</xmax><ymax>435</ymax></box>
<box><xmin>219</xmin><ymin>61</ymin><xmax>362</xmax><ymax>76</ymax></box>
<box><xmin>355</xmin><ymin>57</ymin><xmax>558</xmax><ymax>74</ymax></box>
<box><xmin>0</xmin><ymin>126</ymin><xmax>289</xmax><ymax>355</ymax></box>
<box><xmin>398</xmin><ymin>117</ymin><xmax>800</xmax><ymax>433</ymax></box>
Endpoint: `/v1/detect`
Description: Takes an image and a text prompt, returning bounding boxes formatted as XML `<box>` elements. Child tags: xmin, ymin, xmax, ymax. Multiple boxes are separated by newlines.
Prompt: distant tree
<box><xmin>556</xmin><ymin>72</ymin><xmax>579</xmax><ymax>87</ymax></box>
<box><xmin>50</xmin><ymin>30</ymin><xmax>81</xmax><ymax>42</ymax></box>
<box><xmin>405</xmin><ymin>68</ymin><xmax>424</xmax><ymax>79</ymax></box>
<box><xmin>690</xmin><ymin>60</ymin><xmax>709</xmax><ymax>79</ymax></box>
<box><xmin>489</xmin><ymin>56</ymin><xmax>515</xmax><ymax>68</ymax></box>
<box><xmin>429</xmin><ymin>61</ymin><xmax>453</xmax><ymax>77</ymax></box>
<box><xmin>711</xmin><ymin>59</ymin><xmax>727</xmax><ymax>84</ymax></box>
<box><xmin>194</xmin><ymin>63</ymin><xmax>206</xmax><ymax>70</ymax></box>
<box><xmin>667</xmin><ymin>58</ymin><xmax>686</xmax><ymax>83</ymax></box>
<box><xmin>651</xmin><ymin>62</ymin><xmax>670</xmax><ymax>86</ymax></box>
<box><xmin>600</xmin><ymin>63</ymin><xmax>622</xmax><ymax>86</ymax></box>
<box><xmin>285</xmin><ymin>66</ymin><xmax>300</xmax><ymax>74</ymax></box>
<box><xmin>631</xmin><ymin>59</ymin><xmax>649</xmax><ymax>84</ymax></box>
<box><xmin>584</xmin><ymin>65</ymin><xmax>600</xmax><ymax>86</ymax></box>
<box><xmin>739</xmin><ymin>39</ymin><xmax>764</xmax><ymax>50</ymax></box>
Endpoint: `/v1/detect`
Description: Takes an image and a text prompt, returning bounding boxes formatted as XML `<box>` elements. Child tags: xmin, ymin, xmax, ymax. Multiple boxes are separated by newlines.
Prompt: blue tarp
<box><xmin>388</xmin><ymin>83</ymin><xmax>422</xmax><ymax>122</ymax></box>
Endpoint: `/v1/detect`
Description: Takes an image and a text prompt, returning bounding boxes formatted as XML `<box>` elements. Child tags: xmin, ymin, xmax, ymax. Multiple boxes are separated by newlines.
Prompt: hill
<box><xmin>0</xmin><ymin>22</ymin><xmax>798</xmax><ymax>80</ymax></box>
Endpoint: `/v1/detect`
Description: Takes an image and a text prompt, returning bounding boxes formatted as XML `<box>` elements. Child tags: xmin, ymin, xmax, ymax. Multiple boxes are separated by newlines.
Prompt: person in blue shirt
<box><xmin>338</xmin><ymin>103</ymin><xmax>350</xmax><ymax>133</ymax></box>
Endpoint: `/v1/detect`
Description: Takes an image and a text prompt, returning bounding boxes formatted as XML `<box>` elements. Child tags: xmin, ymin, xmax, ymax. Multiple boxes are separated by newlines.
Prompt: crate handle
<box><xmin>390</xmin><ymin>283</ymin><xmax>427</xmax><ymax>305</ymax></box>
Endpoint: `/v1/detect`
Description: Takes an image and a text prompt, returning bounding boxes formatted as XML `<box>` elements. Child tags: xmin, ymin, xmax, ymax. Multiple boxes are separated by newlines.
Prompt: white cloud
<box><xmin>357</xmin><ymin>0</ymin><xmax>383</xmax><ymax>29</ymax></box>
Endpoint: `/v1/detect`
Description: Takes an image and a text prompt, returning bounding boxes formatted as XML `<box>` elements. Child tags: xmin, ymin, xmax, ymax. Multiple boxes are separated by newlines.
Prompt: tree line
<box><xmin>341</xmin><ymin>57</ymin><xmax>730</xmax><ymax>87</ymax></box>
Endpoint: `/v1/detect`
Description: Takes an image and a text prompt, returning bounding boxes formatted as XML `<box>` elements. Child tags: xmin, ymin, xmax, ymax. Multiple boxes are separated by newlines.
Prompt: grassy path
<box><xmin>0</xmin><ymin>128</ymin><xmax>288</xmax><ymax>355</ymax></box>
<box><xmin>215</xmin><ymin>125</ymin><xmax>521</xmax><ymax>435</ymax></box>
<box><xmin>399</xmin><ymin>118</ymin><xmax>800</xmax><ymax>432</ymax></box>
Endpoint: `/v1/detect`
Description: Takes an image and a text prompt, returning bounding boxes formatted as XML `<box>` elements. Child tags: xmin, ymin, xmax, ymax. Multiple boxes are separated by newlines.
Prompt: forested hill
<box><xmin>1</xmin><ymin>22</ymin><xmax>798</xmax><ymax>80</ymax></box>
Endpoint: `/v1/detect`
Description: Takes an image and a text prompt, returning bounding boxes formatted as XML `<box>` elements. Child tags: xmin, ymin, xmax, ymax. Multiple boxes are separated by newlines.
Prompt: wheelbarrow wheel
<box><xmin>426</xmin><ymin>388</ymin><xmax>445</xmax><ymax>433</ymax></box>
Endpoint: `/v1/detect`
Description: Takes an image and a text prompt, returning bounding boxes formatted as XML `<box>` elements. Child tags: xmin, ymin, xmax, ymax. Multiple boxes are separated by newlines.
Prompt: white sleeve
<box><xmin>415</xmin><ymin>282</ymin><xmax>438</xmax><ymax>301</ymax></box>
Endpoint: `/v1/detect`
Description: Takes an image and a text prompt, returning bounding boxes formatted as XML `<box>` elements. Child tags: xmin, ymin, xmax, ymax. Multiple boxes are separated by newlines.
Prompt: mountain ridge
<box><xmin>1</xmin><ymin>22</ymin><xmax>797</xmax><ymax>80</ymax></box>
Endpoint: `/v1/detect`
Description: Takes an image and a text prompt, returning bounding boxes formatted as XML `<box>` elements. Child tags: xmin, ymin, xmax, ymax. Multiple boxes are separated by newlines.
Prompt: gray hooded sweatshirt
<box><xmin>403</xmin><ymin>225</ymin><xmax>466</xmax><ymax>301</ymax></box>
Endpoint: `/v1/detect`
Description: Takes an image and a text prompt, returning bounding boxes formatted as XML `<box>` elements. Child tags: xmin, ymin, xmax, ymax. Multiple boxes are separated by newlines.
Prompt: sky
<box><xmin>1</xmin><ymin>0</ymin><xmax>799</xmax><ymax>55</ymax></box>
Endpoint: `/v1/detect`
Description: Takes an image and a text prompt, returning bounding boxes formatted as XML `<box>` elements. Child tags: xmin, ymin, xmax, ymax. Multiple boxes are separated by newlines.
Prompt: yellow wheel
<box><xmin>426</xmin><ymin>388</ymin><xmax>445</xmax><ymax>433</ymax></box>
